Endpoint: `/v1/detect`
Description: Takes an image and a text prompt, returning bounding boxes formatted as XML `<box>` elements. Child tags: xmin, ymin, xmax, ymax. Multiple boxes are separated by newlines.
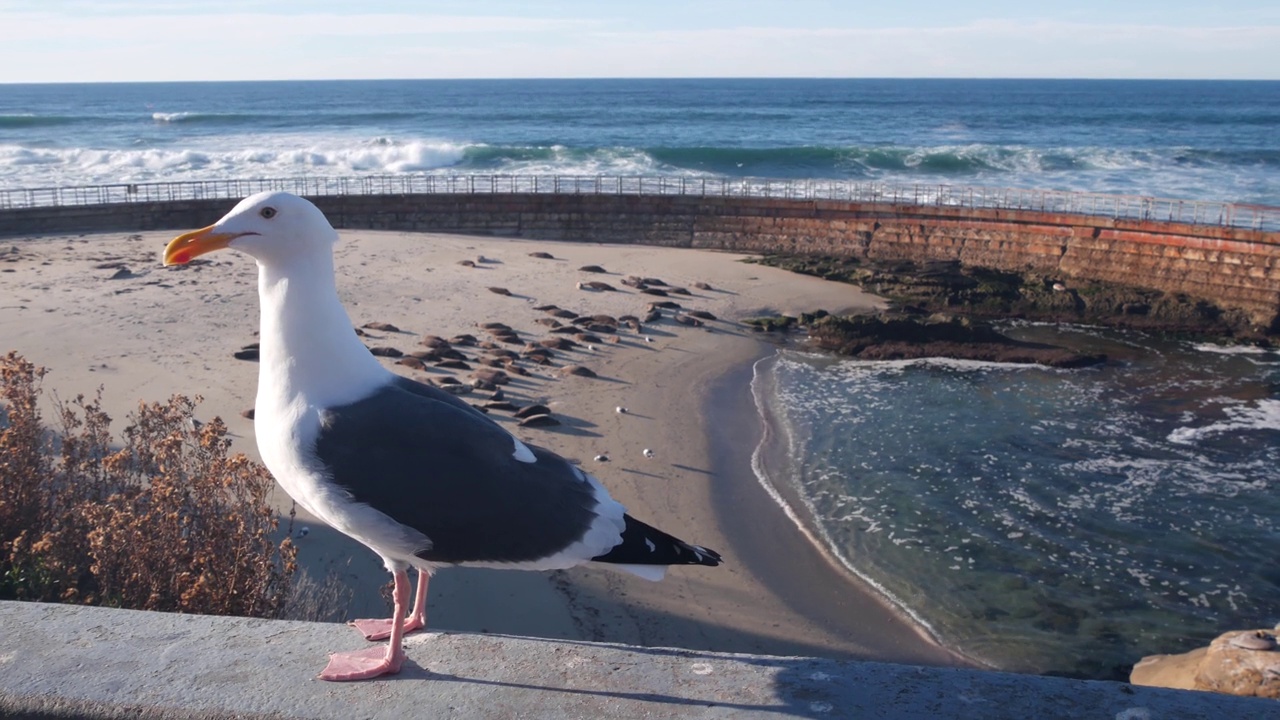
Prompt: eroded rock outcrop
<box><xmin>1132</xmin><ymin>628</ymin><xmax>1280</xmax><ymax>699</ymax></box>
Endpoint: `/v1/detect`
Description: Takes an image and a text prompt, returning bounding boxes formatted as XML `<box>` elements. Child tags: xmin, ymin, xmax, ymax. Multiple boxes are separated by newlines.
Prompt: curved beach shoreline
<box><xmin>0</xmin><ymin>227</ymin><xmax>965</xmax><ymax>668</ymax></box>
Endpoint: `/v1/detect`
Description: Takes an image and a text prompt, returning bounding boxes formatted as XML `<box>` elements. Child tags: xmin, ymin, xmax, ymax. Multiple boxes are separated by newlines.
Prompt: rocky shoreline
<box><xmin>740</xmin><ymin>253</ymin><xmax>1276</xmax><ymax>366</ymax></box>
<box><xmin>748</xmin><ymin>254</ymin><xmax>1276</xmax><ymax>344</ymax></box>
<box><xmin>746</xmin><ymin>310</ymin><xmax>1107</xmax><ymax>368</ymax></box>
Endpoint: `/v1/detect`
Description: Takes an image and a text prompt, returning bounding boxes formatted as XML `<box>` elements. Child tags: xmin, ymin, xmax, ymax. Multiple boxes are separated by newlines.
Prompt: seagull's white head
<box><xmin>163</xmin><ymin>191</ymin><xmax>338</xmax><ymax>268</ymax></box>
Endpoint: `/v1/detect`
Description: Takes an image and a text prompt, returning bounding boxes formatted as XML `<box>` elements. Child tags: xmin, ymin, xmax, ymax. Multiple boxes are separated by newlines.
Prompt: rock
<box><xmin>368</xmin><ymin>346</ymin><xmax>403</xmax><ymax>357</ymax></box>
<box><xmin>513</xmin><ymin>404</ymin><xmax>551</xmax><ymax>419</ymax></box>
<box><xmin>108</xmin><ymin>267</ymin><xmax>134</xmax><ymax>279</ymax></box>
<box><xmin>561</xmin><ymin>365</ymin><xmax>597</xmax><ymax>378</ymax></box>
<box><xmin>518</xmin><ymin>413</ymin><xmax>561</xmax><ymax>427</ymax></box>
<box><xmin>578</xmin><ymin>265</ymin><xmax>607</xmax><ymax>273</ymax></box>
<box><xmin>528</xmin><ymin>251</ymin><xmax>555</xmax><ymax>259</ymax></box>
<box><xmin>488</xmin><ymin>287</ymin><xmax>512</xmax><ymax>296</ymax></box>
<box><xmin>1133</xmin><ymin>629</ymin><xmax>1280</xmax><ymax>699</ymax></box>
<box><xmin>808</xmin><ymin>313</ymin><xmax>1107</xmax><ymax>369</ymax></box>
<box><xmin>362</xmin><ymin>321</ymin><xmax>401</xmax><ymax>332</ymax></box>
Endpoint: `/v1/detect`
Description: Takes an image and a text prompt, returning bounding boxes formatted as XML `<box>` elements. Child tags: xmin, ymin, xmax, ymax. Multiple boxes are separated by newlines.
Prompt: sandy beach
<box><xmin>0</xmin><ymin>226</ymin><xmax>966</xmax><ymax>668</ymax></box>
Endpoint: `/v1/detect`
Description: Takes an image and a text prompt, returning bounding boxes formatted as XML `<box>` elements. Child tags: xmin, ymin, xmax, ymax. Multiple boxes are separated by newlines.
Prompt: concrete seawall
<box><xmin>3</xmin><ymin>601</ymin><xmax>1278</xmax><ymax>719</ymax></box>
<box><xmin>4</xmin><ymin>193</ymin><xmax>1278</xmax><ymax>329</ymax></box>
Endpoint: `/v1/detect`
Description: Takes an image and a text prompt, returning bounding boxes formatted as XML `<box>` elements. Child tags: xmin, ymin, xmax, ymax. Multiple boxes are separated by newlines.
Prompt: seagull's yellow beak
<box><xmin>163</xmin><ymin>225</ymin><xmax>240</xmax><ymax>266</ymax></box>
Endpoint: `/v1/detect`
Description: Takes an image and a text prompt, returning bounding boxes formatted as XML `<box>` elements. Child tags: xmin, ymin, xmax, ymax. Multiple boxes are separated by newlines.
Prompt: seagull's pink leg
<box><xmin>320</xmin><ymin>569</ymin><xmax>410</xmax><ymax>681</ymax></box>
<box><xmin>349</xmin><ymin>569</ymin><xmax>429</xmax><ymax>641</ymax></box>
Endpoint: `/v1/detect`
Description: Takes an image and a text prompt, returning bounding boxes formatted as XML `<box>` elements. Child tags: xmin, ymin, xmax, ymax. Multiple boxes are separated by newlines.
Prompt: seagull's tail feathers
<box><xmin>591</xmin><ymin>514</ymin><xmax>722</xmax><ymax>580</ymax></box>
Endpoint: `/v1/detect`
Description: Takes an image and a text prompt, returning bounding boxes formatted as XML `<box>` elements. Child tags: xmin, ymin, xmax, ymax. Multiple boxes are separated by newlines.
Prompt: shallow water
<box><xmin>751</xmin><ymin>325</ymin><xmax>1280</xmax><ymax>678</ymax></box>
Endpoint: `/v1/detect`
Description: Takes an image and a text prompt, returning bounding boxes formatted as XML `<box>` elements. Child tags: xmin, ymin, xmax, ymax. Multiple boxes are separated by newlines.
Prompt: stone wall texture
<box><xmin>4</xmin><ymin>193</ymin><xmax>1278</xmax><ymax>328</ymax></box>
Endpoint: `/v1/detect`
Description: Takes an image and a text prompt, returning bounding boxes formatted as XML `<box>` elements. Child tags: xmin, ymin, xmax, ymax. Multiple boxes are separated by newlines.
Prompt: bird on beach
<box><xmin>162</xmin><ymin>191</ymin><xmax>721</xmax><ymax>682</ymax></box>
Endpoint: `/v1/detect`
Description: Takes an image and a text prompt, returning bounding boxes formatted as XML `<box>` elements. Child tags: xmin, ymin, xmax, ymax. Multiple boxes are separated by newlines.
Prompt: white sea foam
<box><xmin>151</xmin><ymin>111</ymin><xmax>195</xmax><ymax>123</ymax></box>
<box><xmin>1168</xmin><ymin>398</ymin><xmax>1280</xmax><ymax>445</ymax></box>
<box><xmin>0</xmin><ymin>138</ymin><xmax>471</xmax><ymax>187</ymax></box>
<box><xmin>1190</xmin><ymin>342</ymin><xmax>1274</xmax><ymax>355</ymax></box>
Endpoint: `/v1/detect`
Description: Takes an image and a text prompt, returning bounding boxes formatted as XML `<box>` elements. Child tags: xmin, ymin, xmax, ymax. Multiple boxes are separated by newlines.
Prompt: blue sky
<box><xmin>1</xmin><ymin>1</ymin><xmax>1277</xmax><ymax>82</ymax></box>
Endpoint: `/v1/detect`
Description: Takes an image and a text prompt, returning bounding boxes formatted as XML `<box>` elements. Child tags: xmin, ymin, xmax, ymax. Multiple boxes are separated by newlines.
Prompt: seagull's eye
<box><xmin>260</xmin><ymin>207</ymin><xmax>277</xmax><ymax>219</ymax></box>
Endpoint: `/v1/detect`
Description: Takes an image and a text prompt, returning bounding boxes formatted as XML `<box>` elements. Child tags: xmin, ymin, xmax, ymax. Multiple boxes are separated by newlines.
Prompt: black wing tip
<box><xmin>592</xmin><ymin>515</ymin><xmax>724</xmax><ymax>568</ymax></box>
<box><xmin>682</xmin><ymin>543</ymin><xmax>723</xmax><ymax>567</ymax></box>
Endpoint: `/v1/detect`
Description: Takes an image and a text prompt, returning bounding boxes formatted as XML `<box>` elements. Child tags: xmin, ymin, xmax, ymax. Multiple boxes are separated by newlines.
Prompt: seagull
<box><xmin>162</xmin><ymin>192</ymin><xmax>721</xmax><ymax>682</ymax></box>
<box><xmin>615</xmin><ymin>406</ymin><xmax>628</xmax><ymax>414</ymax></box>
<box><xmin>643</xmin><ymin>448</ymin><xmax>655</xmax><ymax>459</ymax></box>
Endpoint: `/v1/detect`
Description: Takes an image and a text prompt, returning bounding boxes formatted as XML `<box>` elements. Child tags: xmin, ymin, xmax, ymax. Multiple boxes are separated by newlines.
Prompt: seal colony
<box><xmin>163</xmin><ymin>191</ymin><xmax>721</xmax><ymax>681</ymax></box>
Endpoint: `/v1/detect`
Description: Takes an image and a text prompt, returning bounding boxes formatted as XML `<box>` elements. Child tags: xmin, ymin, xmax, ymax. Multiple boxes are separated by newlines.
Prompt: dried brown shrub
<box><xmin>0</xmin><ymin>351</ymin><xmax>305</xmax><ymax>619</ymax></box>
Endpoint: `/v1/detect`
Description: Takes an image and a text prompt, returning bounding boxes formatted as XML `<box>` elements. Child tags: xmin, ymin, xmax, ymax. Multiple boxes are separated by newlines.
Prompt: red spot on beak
<box><xmin>173</xmin><ymin>250</ymin><xmax>192</xmax><ymax>264</ymax></box>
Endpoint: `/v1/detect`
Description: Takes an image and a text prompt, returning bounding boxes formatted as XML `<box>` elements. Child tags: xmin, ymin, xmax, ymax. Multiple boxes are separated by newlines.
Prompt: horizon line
<box><xmin>3</xmin><ymin>75</ymin><xmax>1279</xmax><ymax>86</ymax></box>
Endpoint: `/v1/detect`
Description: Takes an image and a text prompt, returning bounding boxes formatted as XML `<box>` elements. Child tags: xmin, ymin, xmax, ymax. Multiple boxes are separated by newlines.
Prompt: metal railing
<box><xmin>2</xmin><ymin>175</ymin><xmax>1277</xmax><ymax>232</ymax></box>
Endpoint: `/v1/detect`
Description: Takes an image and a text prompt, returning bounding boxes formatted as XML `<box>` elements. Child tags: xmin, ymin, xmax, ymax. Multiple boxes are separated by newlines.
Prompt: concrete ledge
<box><xmin>1</xmin><ymin>602</ymin><xmax>1276</xmax><ymax>719</ymax></box>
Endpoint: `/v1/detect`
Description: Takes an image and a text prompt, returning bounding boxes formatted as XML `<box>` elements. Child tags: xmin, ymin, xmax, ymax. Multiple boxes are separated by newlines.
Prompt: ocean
<box><xmin>3</xmin><ymin>79</ymin><xmax>1278</xmax><ymax>677</ymax></box>
<box><xmin>2</xmin><ymin>78</ymin><xmax>1279</xmax><ymax>205</ymax></box>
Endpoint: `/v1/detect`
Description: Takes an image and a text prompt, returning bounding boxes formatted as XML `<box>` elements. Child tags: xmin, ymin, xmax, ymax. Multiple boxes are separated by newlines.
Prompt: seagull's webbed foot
<box><xmin>320</xmin><ymin>645</ymin><xmax>406</xmax><ymax>681</ymax></box>
<box><xmin>348</xmin><ymin>569</ymin><xmax>430</xmax><ymax>641</ymax></box>
<box><xmin>349</xmin><ymin>615</ymin><xmax>424</xmax><ymax>641</ymax></box>
<box><xmin>321</xmin><ymin>567</ymin><xmax>423</xmax><ymax>682</ymax></box>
